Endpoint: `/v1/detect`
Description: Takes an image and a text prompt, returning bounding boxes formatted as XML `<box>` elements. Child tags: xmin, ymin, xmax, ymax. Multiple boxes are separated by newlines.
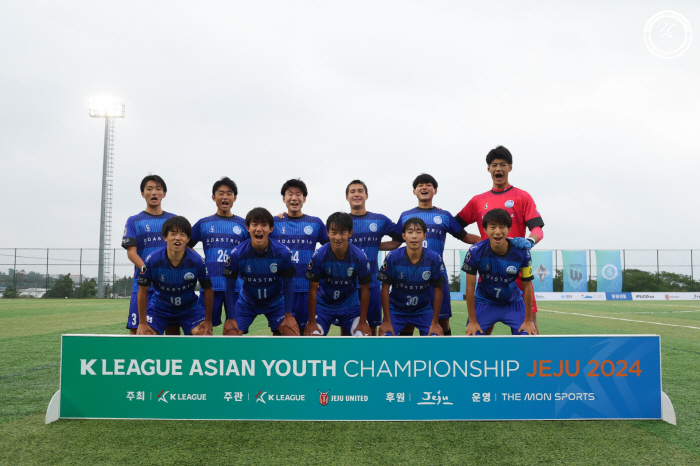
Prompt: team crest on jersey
<box><xmin>140</xmin><ymin>264</ymin><xmax>147</xmax><ymax>275</ymax></box>
<box><xmin>466</xmin><ymin>251</ymin><xmax>471</xmax><ymax>262</ymax></box>
<box><xmin>270</xmin><ymin>263</ymin><xmax>278</xmax><ymax>273</ymax></box>
<box><xmin>399</xmin><ymin>272</ymin><xmax>404</xmax><ymax>279</ymax></box>
<box><xmin>233</xmin><ymin>225</ymin><xmax>242</xmax><ymax>235</ymax></box>
<box><xmin>184</xmin><ymin>272</ymin><xmax>195</xmax><ymax>280</ymax></box>
<box><xmin>422</xmin><ymin>271</ymin><xmax>431</xmax><ymax>280</ymax></box>
<box><xmin>246</xmin><ymin>265</ymin><xmax>252</xmax><ymax>273</ymax></box>
<box><xmin>380</xmin><ymin>261</ymin><xmax>387</xmax><ymax>271</ymax></box>
<box><xmin>484</xmin><ymin>203</ymin><xmax>488</xmax><ymax>209</ymax></box>
<box><xmin>282</xmin><ymin>227</ymin><xmax>286</xmax><ymax>234</ymax></box>
<box><xmin>505</xmin><ymin>200</ymin><xmax>514</xmax><ymax>208</ymax></box>
<box><xmin>161</xmin><ymin>274</ymin><xmax>166</xmax><ymax>281</ymax></box>
<box><xmin>484</xmin><ymin>262</ymin><xmax>491</xmax><ymax>271</ymax></box>
<box><xmin>367</xmin><ymin>263</ymin><xmax>370</xmax><ymax>270</ymax></box>
<box><xmin>369</xmin><ymin>223</ymin><xmax>378</xmax><ymax>232</ymax></box>
<box><xmin>145</xmin><ymin>224</ymin><xmax>151</xmax><ymax>232</ymax></box>
<box><xmin>506</xmin><ymin>266</ymin><xmax>518</xmax><ymax>274</ymax></box>
<box><xmin>210</xmin><ymin>226</ymin><xmax>215</xmax><ymax>232</ymax></box>
<box><xmin>433</xmin><ymin>216</ymin><xmax>442</xmax><ymax>224</ymax></box>
<box><xmin>347</xmin><ymin>267</ymin><xmax>354</xmax><ymax>277</ymax></box>
<box><xmin>327</xmin><ymin>267</ymin><xmax>332</xmax><ymax>275</ymax></box>
<box><xmin>123</xmin><ymin>227</ymin><xmax>127</xmax><ymax>236</ymax></box>
<box><xmin>304</xmin><ymin>226</ymin><xmax>313</xmax><ymax>235</ymax></box>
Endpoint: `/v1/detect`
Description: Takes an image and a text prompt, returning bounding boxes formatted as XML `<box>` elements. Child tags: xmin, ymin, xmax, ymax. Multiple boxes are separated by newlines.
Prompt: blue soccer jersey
<box><xmin>189</xmin><ymin>214</ymin><xmax>249</xmax><ymax>292</ymax></box>
<box><xmin>461</xmin><ymin>239</ymin><xmax>534</xmax><ymax>305</ymax></box>
<box><xmin>394</xmin><ymin>207</ymin><xmax>466</xmax><ymax>261</ymax></box>
<box><xmin>269</xmin><ymin>214</ymin><xmax>329</xmax><ymax>292</ymax></box>
<box><xmin>223</xmin><ymin>238</ymin><xmax>296</xmax><ymax>309</ymax></box>
<box><xmin>349</xmin><ymin>212</ymin><xmax>398</xmax><ymax>288</ymax></box>
<box><xmin>136</xmin><ymin>247</ymin><xmax>212</xmax><ymax>312</ymax></box>
<box><xmin>305</xmin><ymin>243</ymin><xmax>373</xmax><ymax>311</ymax></box>
<box><xmin>121</xmin><ymin>211</ymin><xmax>177</xmax><ymax>293</ymax></box>
<box><xmin>377</xmin><ymin>247</ymin><xmax>446</xmax><ymax>315</ymax></box>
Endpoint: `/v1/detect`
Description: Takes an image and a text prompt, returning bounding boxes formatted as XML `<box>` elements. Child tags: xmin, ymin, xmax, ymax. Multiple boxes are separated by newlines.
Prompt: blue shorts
<box><xmin>426</xmin><ymin>281</ymin><xmax>452</xmax><ymax>319</ymax></box>
<box><xmin>234</xmin><ymin>300</ymin><xmax>286</xmax><ymax>333</ymax></box>
<box><xmin>357</xmin><ymin>286</ymin><xmax>382</xmax><ymax>327</ymax></box>
<box><xmin>314</xmin><ymin>304</ymin><xmax>361</xmax><ymax>336</ymax></box>
<box><xmin>468</xmin><ymin>299</ymin><xmax>528</xmax><ymax>335</ymax></box>
<box><xmin>146</xmin><ymin>301</ymin><xmax>205</xmax><ymax>335</ymax></box>
<box><xmin>292</xmin><ymin>292</ymin><xmax>309</xmax><ymax>330</ymax></box>
<box><xmin>129</xmin><ymin>290</ymin><xmax>179</xmax><ymax>329</ymax></box>
<box><xmin>388</xmin><ymin>311</ymin><xmax>438</xmax><ymax>336</ymax></box>
<box><xmin>198</xmin><ymin>290</ymin><xmax>238</xmax><ymax>327</ymax></box>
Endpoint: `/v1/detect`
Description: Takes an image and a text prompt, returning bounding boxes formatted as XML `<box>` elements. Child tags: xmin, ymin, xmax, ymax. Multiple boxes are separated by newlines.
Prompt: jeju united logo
<box><xmin>318</xmin><ymin>390</ymin><xmax>330</xmax><ymax>406</ymax></box>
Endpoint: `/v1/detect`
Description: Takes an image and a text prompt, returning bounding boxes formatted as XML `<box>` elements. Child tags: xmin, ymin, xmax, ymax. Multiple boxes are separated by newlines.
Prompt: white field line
<box><xmin>538</xmin><ymin>309</ymin><xmax>700</xmax><ymax>330</ymax></box>
<box><xmin>635</xmin><ymin>310</ymin><xmax>700</xmax><ymax>314</ymax></box>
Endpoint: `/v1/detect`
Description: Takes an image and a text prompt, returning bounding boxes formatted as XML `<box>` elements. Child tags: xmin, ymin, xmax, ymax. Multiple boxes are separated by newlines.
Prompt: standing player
<box><xmin>377</xmin><ymin>218</ymin><xmax>445</xmax><ymax>337</ymax></box>
<box><xmin>385</xmin><ymin>174</ymin><xmax>481</xmax><ymax>335</ymax></box>
<box><xmin>456</xmin><ymin>146</ymin><xmax>544</xmax><ymax>333</ymax></box>
<box><xmin>305</xmin><ymin>212</ymin><xmax>373</xmax><ymax>337</ymax></box>
<box><xmin>270</xmin><ymin>179</ymin><xmax>329</xmax><ymax>332</ymax></box>
<box><xmin>462</xmin><ymin>209</ymin><xmax>537</xmax><ymax>336</ymax></box>
<box><xmin>223</xmin><ymin>208</ymin><xmax>299</xmax><ymax>336</ymax></box>
<box><xmin>121</xmin><ymin>175</ymin><xmax>179</xmax><ymax>335</ymax></box>
<box><xmin>345</xmin><ymin>180</ymin><xmax>399</xmax><ymax>335</ymax></box>
<box><xmin>136</xmin><ymin>216</ymin><xmax>213</xmax><ymax>336</ymax></box>
<box><xmin>189</xmin><ymin>177</ymin><xmax>248</xmax><ymax>332</ymax></box>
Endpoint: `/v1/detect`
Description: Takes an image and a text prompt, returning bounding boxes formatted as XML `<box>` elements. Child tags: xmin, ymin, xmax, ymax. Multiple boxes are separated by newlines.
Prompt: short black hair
<box><xmin>326</xmin><ymin>212</ymin><xmax>353</xmax><ymax>232</ymax></box>
<box><xmin>402</xmin><ymin>217</ymin><xmax>427</xmax><ymax>234</ymax></box>
<box><xmin>140</xmin><ymin>175</ymin><xmax>167</xmax><ymax>193</ymax></box>
<box><xmin>245</xmin><ymin>207</ymin><xmax>274</xmax><ymax>228</ymax></box>
<box><xmin>486</xmin><ymin>146</ymin><xmax>513</xmax><ymax>165</ymax></box>
<box><xmin>281</xmin><ymin>178</ymin><xmax>308</xmax><ymax>197</ymax></box>
<box><xmin>212</xmin><ymin>177</ymin><xmax>238</xmax><ymax>196</ymax></box>
<box><xmin>345</xmin><ymin>180</ymin><xmax>368</xmax><ymax>196</ymax></box>
<box><xmin>482</xmin><ymin>208</ymin><xmax>512</xmax><ymax>229</ymax></box>
<box><xmin>162</xmin><ymin>216</ymin><xmax>192</xmax><ymax>238</ymax></box>
<box><xmin>412</xmin><ymin>174</ymin><xmax>438</xmax><ymax>190</ymax></box>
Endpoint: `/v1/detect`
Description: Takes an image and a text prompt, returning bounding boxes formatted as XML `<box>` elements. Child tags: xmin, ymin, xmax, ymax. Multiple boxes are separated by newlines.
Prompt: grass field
<box><xmin>1</xmin><ymin>299</ymin><xmax>699</xmax><ymax>465</ymax></box>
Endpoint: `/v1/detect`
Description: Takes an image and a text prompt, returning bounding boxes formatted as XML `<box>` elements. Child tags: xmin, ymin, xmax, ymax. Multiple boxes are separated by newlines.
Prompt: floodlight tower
<box><xmin>89</xmin><ymin>96</ymin><xmax>125</xmax><ymax>298</ymax></box>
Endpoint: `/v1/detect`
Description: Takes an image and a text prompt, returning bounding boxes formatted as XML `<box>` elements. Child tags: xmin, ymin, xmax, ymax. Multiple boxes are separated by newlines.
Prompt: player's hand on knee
<box><xmin>378</xmin><ymin>320</ymin><xmax>393</xmax><ymax>336</ymax></box>
<box><xmin>223</xmin><ymin>318</ymin><xmax>241</xmax><ymax>336</ymax></box>
<box><xmin>465</xmin><ymin>321</ymin><xmax>482</xmax><ymax>336</ymax></box>
<box><xmin>136</xmin><ymin>323</ymin><xmax>156</xmax><ymax>335</ymax></box>
<box><xmin>429</xmin><ymin>322</ymin><xmax>444</xmax><ymax>336</ymax></box>
<box><xmin>304</xmin><ymin>321</ymin><xmax>322</xmax><ymax>336</ymax></box>
<box><xmin>519</xmin><ymin>320</ymin><xmax>538</xmax><ymax>335</ymax></box>
<box><xmin>193</xmin><ymin>320</ymin><xmax>213</xmax><ymax>336</ymax></box>
<box><xmin>279</xmin><ymin>315</ymin><xmax>300</xmax><ymax>336</ymax></box>
<box><xmin>353</xmin><ymin>320</ymin><xmax>371</xmax><ymax>336</ymax></box>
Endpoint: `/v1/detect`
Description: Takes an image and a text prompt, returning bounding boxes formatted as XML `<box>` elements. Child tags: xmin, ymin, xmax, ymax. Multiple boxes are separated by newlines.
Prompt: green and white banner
<box><xmin>596</xmin><ymin>250</ymin><xmax>623</xmax><ymax>293</ymax></box>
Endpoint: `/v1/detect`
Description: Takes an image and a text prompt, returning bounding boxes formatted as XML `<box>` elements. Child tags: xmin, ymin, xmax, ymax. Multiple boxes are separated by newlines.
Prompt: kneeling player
<box><xmin>136</xmin><ymin>216</ymin><xmax>213</xmax><ymax>336</ymax></box>
<box><xmin>377</xmin><ymin>218</ymin><xmax>445</xmax><ymax>336</ymax></box>
<box><xmin>223</xmin><ymin>208</ymin><xmax>299</xmax><ymax>336</ymax></box>
<box><xmin>462</xmin><ymin>209</ymin><xmax>537</xmax><ymax>336</ymax></box>
<box><xmin>304</xmin><ymin>212</ymin><xmax>372</xmax><ymax>336</ymax></box>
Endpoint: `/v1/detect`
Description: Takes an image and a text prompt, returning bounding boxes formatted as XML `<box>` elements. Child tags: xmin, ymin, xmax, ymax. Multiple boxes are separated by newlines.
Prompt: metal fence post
<box><xmin>657</xmin><ymin>249</ymin><xmax>660</xmax><ymax>292</ymax></box>
<box><xmin>112</xmin><ymin>248</ymin><xmax>116</xmax><ymax>299</ymax></box>
<box><xmin>79</xmin><ymin>248</ymin><xmax>83</xmax><ymax>299</ymax></box>
<box><xmin>13</xmin><ymin>248</ymin><xmax>17</xmax><ymax>293</ymax></box>
<box><xmin>46</xmin><ymin>248</ymin><xmax>49</xmax><ymax>292</ymax></box>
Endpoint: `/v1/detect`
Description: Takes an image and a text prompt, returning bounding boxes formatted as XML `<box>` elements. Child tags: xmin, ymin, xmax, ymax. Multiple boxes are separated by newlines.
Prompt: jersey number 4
<box><xmin>291</xmin><ymin>251</ymin><xmax>299</xmax><ymax>263</ymax></box>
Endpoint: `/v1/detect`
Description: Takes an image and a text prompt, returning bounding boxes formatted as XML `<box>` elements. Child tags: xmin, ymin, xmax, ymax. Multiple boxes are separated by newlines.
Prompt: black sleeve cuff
<box><xmin>187</xmin><ymin>239</ymin><xmax>198</xmax><ymax>248</ymax></box>
<box><xmin>432</xmin><ymin>276</ymin><xmax>446</xmax><ymax>288</ymax></box>
<box><xmin>319</xmin><ymin>239</ymin><xmax>330</xmax><ymax>245</ymax></box>
<box><xmin>461</xmin><ymin>263</ymin><xmax>477</xmax><ymax>275</ymax></box>
<box><xmin>358</xmin><ymin>274</ymin><xmax>373</xmax><ymax>286</ymax></box>
<box><xmin>521</xmin><ymin>275</ymin><xmax>534</xmax><ymax>282</ymax></box>
<box><xmin>282</xmin><ymin>268</ymin><xmax>296</xmax><ymax>278</ymax></box>
<box><xmin>389</xmin><ymin>232</ymin><xmax>403</xmax><ymax>243</ymax></box>
<box><xmin>137</xmin><ymin>277</ymin><xmax>151</xmax><ymax>286</ymax></box>
<box><xmin>453</xmin><ymin>229</ymin><xmax>467</xmax><ymax>240</ymax></box>
<box><xmin>377</xmin><ymin>272</ymin><xmax>392</xmax><ymax>285</ymax></box>
<box><xmin>455</xmin><ymin>215</ymin><xmax>468</xmax><ymax>228</ymax></box>
<box><xmin>305</xmin><ymin>271</ymin><xmax>321</xmax><ymax>282</ymax></box>
<box><xmin>526</xmin><ymin>217</ymin><xmax>545</xmax><ymax>230</ymax></box>
<box><xmin>223</xmin><ymin>268</ymin><xmax>239</xmax><ymax>280</ymax></box>
<box><xmin>121</xmin><ymin>237</ymin><xmax>137</xmax><ymax>249</ymax></box>
<box><xmin>199</xmin><ymin>279</ymin><xmax>213</xmax><ymax>289</ymax></box>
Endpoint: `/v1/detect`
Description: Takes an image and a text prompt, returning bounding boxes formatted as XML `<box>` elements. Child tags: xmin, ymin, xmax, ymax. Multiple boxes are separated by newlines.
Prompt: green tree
<box><xmin>449</xmin><ymin>272</ymin><xmax>461</xmax><ymax>292</ymax></box>
<box><xmin>2</xmin><ymin>284</ymin><xmax>18</xmax><ymax>298</ymax></box>
<box><xmin>44</xmin><ymin>274</ymin><xmax>74</xmax><ymax>299</ymax></box>
<box><xmin>74</xmin><ymin>278</ymin><xmax>97</xmax><ymax>298</ymax></box>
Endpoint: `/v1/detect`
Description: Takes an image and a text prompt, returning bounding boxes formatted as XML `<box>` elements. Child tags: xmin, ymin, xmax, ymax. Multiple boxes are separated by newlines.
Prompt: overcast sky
<box><xmin>1</xmin><ymin>1</ymin><xmax>698</xmax><ymax>258</ymax></box>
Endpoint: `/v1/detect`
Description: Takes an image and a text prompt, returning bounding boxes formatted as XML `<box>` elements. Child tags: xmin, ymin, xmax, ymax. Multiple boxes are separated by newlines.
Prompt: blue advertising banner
<box><xmin>563</xmin><ymin>250</ymin><xmax>587</xmax><ymax>292</ymax></box>
<box><xmin>51</xmin><ymin>335</ymin><xmax>667</xmax><ymax>422</ymax></box>
<box><xmin>530</xmin><ymin>250</ymin><xmax>553</xmax><ymax>292</ymax></box>
<box><xmin>606</xmin><ymin>292</ymin><xmax>633</xmax><ymax>301</ymax></box>
<box><xmin>597</xmin><ymin>250</ymin><xmax>623</xmax><ymax>293</ymax></box>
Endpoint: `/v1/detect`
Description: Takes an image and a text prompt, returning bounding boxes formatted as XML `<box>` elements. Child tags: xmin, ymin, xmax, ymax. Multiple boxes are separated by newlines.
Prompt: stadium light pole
<box><xmin>89</xmin><ymin>96</ymin><xmax>125</xmax><ymax>299</ymax></box>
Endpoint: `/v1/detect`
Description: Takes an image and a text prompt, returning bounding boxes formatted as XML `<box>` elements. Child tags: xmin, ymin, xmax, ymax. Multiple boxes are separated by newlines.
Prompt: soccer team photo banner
<box><xmin>47</xmin><ymin>335</ymin><xmax>676</xmax><ymax>424</ymax></box>
<box><xmin>563</xmin><ymin>250</ymin><xmax>588</xmax><ymax>292</ymax></box>
<box><xmin>596</xmin><ymin>250</ymin><xmax>623</xmax><ymax>293</ymax></box>
<box><xmin>530</xmin><ymin>250</ymin><xmax>553</xmax><ymax>292</ymax></box>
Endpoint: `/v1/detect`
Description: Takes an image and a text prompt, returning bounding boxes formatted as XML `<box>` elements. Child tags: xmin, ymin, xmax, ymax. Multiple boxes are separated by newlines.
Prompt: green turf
<box><xmin>1</xmin><ymin>299</ymin><xmax>699</xmax><ymax>465</ymax></box>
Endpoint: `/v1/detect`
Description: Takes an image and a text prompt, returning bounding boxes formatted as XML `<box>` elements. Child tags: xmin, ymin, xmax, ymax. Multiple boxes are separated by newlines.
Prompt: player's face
<box><xmin>247</xmin><ymin>221</ymin><xmax>272</xmax><ymax>249</ymax></box>
<box><xmin>283</xmin><ymin>187</ymin><xmax>306</xmax><ymax>214</ymax></box>
<box><xmin>346</xmin><ymin>184</ymin><xmax>368</xmax><ymax>209</ymax></box>
<box><xmin>142</xmin><ymin>181</ymin><xmax>166</xmax><ymax>207</ymax></box>
<box><xmin>413</xmin><ymin>183</ymin><xmax>436</xmax><ymax>202</ymax></box>
<box><xmin>328</xmin><ymin>225</ymin><xmax>352</xmax><ymax>254</ymax></box>
<box><xmin>213</xmin><ymin>186</ymin><xmax>236</xmax><ymax>214</ymax></box>
<box><xmin>164</xmin><ymin>229</ymin><xmax>189</xmax><ymax>254</ymax></box>
<box><xmin>488</xmin><ymin>159</ymin><xmax>512</xmax><ymax>187</ymax></box>
<box><xmin>402</xmin><ymin>225</ymin><xmax>426</xmax><ymax>252</ymax></box>
<box><xmin>485</xmin><ymin>222</ymin><xmax>510</xmax><ymax>247</ymax></box>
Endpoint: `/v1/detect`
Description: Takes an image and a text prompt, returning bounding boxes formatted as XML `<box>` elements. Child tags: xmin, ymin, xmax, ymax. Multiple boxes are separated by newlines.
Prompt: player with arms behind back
<box><xmin>271</xmin><ymin>179</ymin><xmax>329</xmax><ymax>333</ymax></box>
<box><xmin>462</xmin><ymin>209</ymin><xmax>537</xmax><ymax>336</ymax></box>
<box><xmin>121</xmin><ymin>175</ymin><xmax>178</xmax><ymax>335</ymax></box>
<box><xmin>136</xmin><ymin>216</ymin><xmax>213</xmax><ymax>336</ymax></box>
<box><xmin>223</xmin><ymin>208</ymin><xmax>299</xmax><ymax>336</ymax></box>
<box><xmin>305</xmin><ymin>212</ymin><xmax>373</xmax><ymax>337</ymax></box>
<box><xmin>188</xmin><ymin>177</ymin><xmax>248</xmax><ymax>332</ymax></box>
<box><xmin>457</xmin><ymin>146</ymin><xmax>544</xmax><ymax>333</ymax></box>
<box><xmin>377</xmin><ymin>218</ymin><xmax>446</xmax><ymax>337</ymax></box>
